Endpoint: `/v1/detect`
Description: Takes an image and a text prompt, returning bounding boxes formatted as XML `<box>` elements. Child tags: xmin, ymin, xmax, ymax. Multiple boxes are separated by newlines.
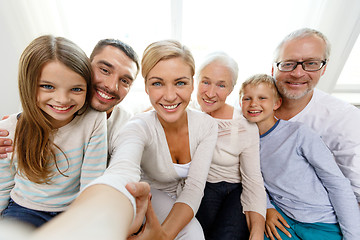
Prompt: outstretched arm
<box><xmin>31</xmin><ymin>184</ymin><xmax>134</xmax><ymax>240</ymax></box>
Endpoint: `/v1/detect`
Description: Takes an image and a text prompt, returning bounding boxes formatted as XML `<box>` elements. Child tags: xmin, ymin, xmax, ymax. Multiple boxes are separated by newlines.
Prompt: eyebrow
<box><xmin>148</xmin><ymin>76</ymin><xmax>190</xmax><ymax>81</ymax></box>
<box><xmin>98</xmin><ymin>60</ymin><xmax>114</xmax><ymax>69</ymax></box>
<box><xmin>38</xmin><ymin>80</ymin><xmax>86</xmax><ymax>87</ymax></box>
<box><xmin>201</xmin><ymin>77</ymin><xmax>226</xmax><ymax>83</ymax></box>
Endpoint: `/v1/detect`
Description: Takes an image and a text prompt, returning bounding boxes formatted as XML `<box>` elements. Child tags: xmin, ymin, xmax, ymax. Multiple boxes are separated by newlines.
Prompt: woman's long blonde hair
<box><xmin>13</xmin><ymin>35</ymin><xmax>92</xmax><ymax>183</ymax></box>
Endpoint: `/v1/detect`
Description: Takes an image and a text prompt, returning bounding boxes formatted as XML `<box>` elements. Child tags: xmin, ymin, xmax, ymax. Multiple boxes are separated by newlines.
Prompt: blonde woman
<box><xmin>31</xmin><ymin>40</ymin><xmax>218</xmax><ymax>240</ymax></box>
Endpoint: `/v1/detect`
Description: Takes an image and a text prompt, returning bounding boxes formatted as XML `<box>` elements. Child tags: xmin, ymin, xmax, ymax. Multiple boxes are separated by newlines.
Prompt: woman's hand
<box><xmin>126</xmin><ymin>182</ymin><xmax>151</xmax><ymax>236</ymax></box>
<box><xmin>128</xmin><ymin>199</ymin><xmax>168</xmax><ymax>240</ymax></box>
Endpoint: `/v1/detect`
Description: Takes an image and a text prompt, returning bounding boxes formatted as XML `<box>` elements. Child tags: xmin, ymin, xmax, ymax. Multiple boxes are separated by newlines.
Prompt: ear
<box><xmin>320</xmin><ymin>62</ymin><xmax>327</xmax><ymax>76</ymax></box>
<box><xmin>271</xmin><ymin>66</ymin><xmax>275</xmax><ymax>76</ymax></box>
<box><xmin>145</xmin><ymin>83</ymin><xmax>149</xmax><ymax>95</ymax></box>
<box><xmin>273</xmin><ymin>97</ymin><xmax>282</xmax><ymax>111</ymax></box>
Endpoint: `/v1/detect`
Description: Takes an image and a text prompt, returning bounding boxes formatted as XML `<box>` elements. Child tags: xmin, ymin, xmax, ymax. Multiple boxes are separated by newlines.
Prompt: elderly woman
<box><xmin>194</xmin><ymin>52</ymin><xmax>266</xmax><ymax>240</ymax></box>
<box><xmin>29</xmin><ymin>40</ymin><xmax>218</xmax><ymax>240</ymax></box>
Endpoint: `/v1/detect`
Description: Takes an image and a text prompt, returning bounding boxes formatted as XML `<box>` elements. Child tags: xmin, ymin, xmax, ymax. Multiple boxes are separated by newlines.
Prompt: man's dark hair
<box><xmin>90</xmin><ymin>39</ymin><xmax>140</xmax><ymax>77</ymax></box>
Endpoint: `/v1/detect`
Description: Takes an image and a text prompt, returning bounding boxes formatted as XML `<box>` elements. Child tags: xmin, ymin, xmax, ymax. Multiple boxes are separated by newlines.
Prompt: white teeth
<box><xmin>97</xmin><ymin>90</ymin><xmax>112</xmax><ymax>100</ymax></box>
<box><xmin>162</xmin><ymin>104</ymin><xmax>179</xmax><ymax>110</ymax></box>
<box><xmin>290</xmin><ymin>82</ymin><xmax>304</xmax><ymax>85</ymax></box>
<box><xmin>204</xmin><ymin>99</ymin><xmax>215</xmax><ymax>103</ymax></box>
<box><xmin>52</xmin><ymin>105</ymin><xmax>71</xmax><ymax>111</ymax></box>
<box><xmin>249</xmin><ymin>110</ymin><xmax>261</xmax><ymax>113</ymax></box>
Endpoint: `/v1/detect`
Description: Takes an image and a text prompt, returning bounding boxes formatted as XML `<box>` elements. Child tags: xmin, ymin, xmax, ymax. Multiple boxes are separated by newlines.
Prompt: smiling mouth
<box><xmin>97</xmin><ymin>89</ymin><xmax>114</xmax><ymax>100</ymax></box>
<box><xmin>203</xmin><ymin>98</ymin><xmax>216</xmax><ymax>104</ymax></box>
<box><xmin>161</xmin><ymin>103</ymin><xmax>180</xmax><ymax>110</ymax></box>
<box><xmin>50</xmin><ymin>105</ymin><xmax>74</xmax><ymax>111</ymax></box>
<box><xmin>248</xmin><ymin>110</ymin><xmax>262</xmax><ymax>114</ymax></box>
<box><xmin>287</xmin><ymin>81</ymin><xmax>306</xmax><ymax>86</ymax></box>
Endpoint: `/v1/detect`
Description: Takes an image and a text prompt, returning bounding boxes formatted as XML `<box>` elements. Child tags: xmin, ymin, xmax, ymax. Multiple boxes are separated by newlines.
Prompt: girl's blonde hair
<box><xmin>141</xmin><ymin>40</ymin><xmax>195</xmax><ymax>81</ymax></box>
<box><xmin>14</xmin><ymin>35</ymin><xmax>92</xmax><ymax>183</ymax></box>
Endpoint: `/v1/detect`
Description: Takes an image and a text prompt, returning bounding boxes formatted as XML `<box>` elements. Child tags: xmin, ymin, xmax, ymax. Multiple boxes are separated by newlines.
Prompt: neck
<box><xmin>256</xmin><ymin>116</ymin><xmax>278</xmax><ymax>136</ymax></box>
<box><xmin>106</xmin><ymin>106</ymin><xmax>116</xmax><ymax>119</ymax></box>
<box><xmin>275</xmin><ymin>90</ymin><xmax>314</xmax><ymax>120</ymax></box>
<box><xmin>209</xmin><ymin>104</ymin><xmax>234</xmax><ymax>119</ymax></box>
<box><xmin>157</xmin><ymin>112</ymin><xmax>188</xmax><ymax>132</ymax></box>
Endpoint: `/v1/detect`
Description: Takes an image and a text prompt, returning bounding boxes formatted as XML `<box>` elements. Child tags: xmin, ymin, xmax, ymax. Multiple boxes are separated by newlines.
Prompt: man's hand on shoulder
<box><xmin>0</xmin><ymin>129</ymin><xmax>12</xmax><ymax>158</ymax></box>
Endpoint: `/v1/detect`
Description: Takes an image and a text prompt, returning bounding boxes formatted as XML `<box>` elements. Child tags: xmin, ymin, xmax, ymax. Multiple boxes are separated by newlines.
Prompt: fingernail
<box><xmin>0</xmin><ymin>131</ymin><xmax>4</xmax><ymax>136</ymax></box>
<box><xmin>4</xmin><ymin>141</ymin><xmax>11</xmax><ymax>145</ymax></box>
<box><xmin>5</xmin><ymin>147</ymin><xmax>13</xmax><ymax>151</ymax></box>
<box><xmin>0</xmin><ymin>154</ymin><xmax>7</xmax><ymax>158</ymax></box>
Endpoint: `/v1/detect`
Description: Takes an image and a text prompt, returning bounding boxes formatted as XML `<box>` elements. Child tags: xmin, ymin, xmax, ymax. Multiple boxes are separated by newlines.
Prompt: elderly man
<box><xmin>266</xmin><ymin>28</ymin><xmax>360</xmax><ymax>240</ymax></box>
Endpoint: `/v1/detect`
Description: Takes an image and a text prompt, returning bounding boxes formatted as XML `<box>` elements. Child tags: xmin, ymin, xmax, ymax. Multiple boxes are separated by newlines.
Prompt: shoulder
<box><xmin>313</xmin><ymin>89</ymin><xmax>359</xmax><ymax>113</ymax></box>
<box><xmin>0</xmin><ymin>113</ymin><xmax>19</xmax><ymax>125</ymax></box>
<box><xmin>83</xmin><ymin>108</ymin><xmax>106</xmax><ymax>119</ymax></box>
<box><xmin>109</xmin><ymin>105</ymin><xmax>133</xmax><ymax>123</ymax></box>
<box><xmin>236</xmin><ymin>111</ymin><xmax>259</xmax><ymax>133</ymax></box>
<box><xmin>74</xmin><ymin>108</ymin><xmax>106</xmax><ymax>127</ymax></box>
<box><xmin>188</xmin><ymin>108</ymin><xmax>216</xmax><ymax>124</ymax></box>
<box><xmin>0</xmin><ymin>113</ymin><xmax>19</xmax><ymax>136</ymax></box>
<box><xmin>280</xmin><ymin>120</ymin><xmax>317</xmax><ymax>139</ymax></box>
<box><xmin>123</xmin><ymin>111</ymin><xmax>158</xmax><ymax>133</ymax></box>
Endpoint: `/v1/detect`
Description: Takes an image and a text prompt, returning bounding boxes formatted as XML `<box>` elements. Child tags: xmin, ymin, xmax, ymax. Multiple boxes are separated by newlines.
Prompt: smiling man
<box><xmin>272</xmin><ymin>28</ymin><xmax>360</xmax><ymax>204</ymax></box>
<box><xmin>89</xmin><ymin>40</ymin><xmax>139</xmax><ymax>117</ymax></box>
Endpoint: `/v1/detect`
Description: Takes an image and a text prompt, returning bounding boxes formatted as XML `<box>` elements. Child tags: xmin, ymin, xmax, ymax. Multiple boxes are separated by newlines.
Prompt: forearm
<box><xmin>245</xmin><ymin>211</ymin><xmax>265</xmax><ymax>240</ymax></box>
<box><xmin>31</xmin><ymin>184</ymin><xmax>134</xmax><ymax>240</ymax></box>
<box><xmin>161</xmin><ymin>202</ymin><xmax>194</xmax><ymax>240</ymax></box>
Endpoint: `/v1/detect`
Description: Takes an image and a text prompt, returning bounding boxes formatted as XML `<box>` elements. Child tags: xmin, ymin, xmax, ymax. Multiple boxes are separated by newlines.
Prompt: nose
<box><xmin>55</xmin><ymin>90</ymin><xmax>70</xmax><ymax>104</ymax></box>
<box><xmin>104</xmin><ymin>76</ymin><xmax>119</xmax><ymax>92</ymax></box>
<box><xmin>164</xmin><ymin>85</ymin><xmax>177</xmax><ymax>102</ymax></box>
<box><xmin>290</xmin><ymin>64</ymin><xmax>306</xmax><ymax>78</ymax></box>
<box><xmin>249</xmin><ymin>99</ymin><xmax>258</xmax><ymax>107</ymax></box>
<box><xmin>205</xmin><ymin>85</ymin><xmax>216</xmax><ymax>98</ymax></box>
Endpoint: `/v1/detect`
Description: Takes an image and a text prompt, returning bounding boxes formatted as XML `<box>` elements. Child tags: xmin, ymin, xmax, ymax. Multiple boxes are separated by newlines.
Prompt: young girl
<box><xmin>0</xmin><ymin>35</ymin><xmax>107</xmax><ymax>227</ymax></box>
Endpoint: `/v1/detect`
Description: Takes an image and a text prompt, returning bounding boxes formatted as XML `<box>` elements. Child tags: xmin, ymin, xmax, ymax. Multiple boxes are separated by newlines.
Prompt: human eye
<box><xmin>242</xmin><ymin>97</ymin><xmax>250</xmax><ymax>101</ymax></box>
<box><xmin>303</xmin><ymin>60</ymin><xmax>322</xmax><ymax>70</ymax></box>
<box><xmin>71</xmin><ymin>87</ymin><xmax>84</xmax><ymax>92</ymax></box>
<box><xmin>218</xmin><ymin>84</ymin><xmax>226</xmax><ymax>88</ymax></box>
<box><xmin>304</xmin><ymin>60</ymin><xmax>320</xmax><ymax>67</ymax></box>
<box><xmin>120</xmin><ymin>78</ymin><xmax>131</xmax><ymax>86</ymax></box>
<box><xmin>281</xmin><ymin>61</ymin><xmax>295</xmax><ymax>67</ymax></box>
<box><xmin>201</xmin><ymin>80</ymin><xmax>209</xmax><ymax>85</ymax></box>
<box><xmin>100</xmin><ymin>67</ymin><xmax>110</xmax><ymax>75</ymax></box>
<box><xmin>152</xmin><ymin>82</ymin><xmax>162</xmax><ymax>87</ymax></box>
<box><xmin>40</xmin><ymin>84</ymin><xmax>54</xmax><ymax>90</ymax></box>
<box><xmin>176</xmin><ymin>81</ymin><xmax>185</xmax><ymax>86</ymax></box>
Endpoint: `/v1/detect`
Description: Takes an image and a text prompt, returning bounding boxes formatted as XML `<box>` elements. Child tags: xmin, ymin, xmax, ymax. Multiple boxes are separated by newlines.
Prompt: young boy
<box><xmin>239</xmin><ymin>74</ymin><xmax>360</xmax><ymax>240</ymax></box>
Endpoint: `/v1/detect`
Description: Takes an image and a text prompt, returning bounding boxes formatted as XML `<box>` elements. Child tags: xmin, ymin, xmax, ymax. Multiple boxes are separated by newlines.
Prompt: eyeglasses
<box><xmin>276</xmin><ymin>60</ymin><xmax>327</xmax><ymax>72</ymax></box>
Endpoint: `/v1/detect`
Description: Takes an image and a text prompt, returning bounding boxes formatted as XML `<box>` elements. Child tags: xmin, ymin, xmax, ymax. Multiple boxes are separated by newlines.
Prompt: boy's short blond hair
<box><xmin>239</xmin><ymin>74</ymin><xmax>281</xmax><ymax>101</ymax></box>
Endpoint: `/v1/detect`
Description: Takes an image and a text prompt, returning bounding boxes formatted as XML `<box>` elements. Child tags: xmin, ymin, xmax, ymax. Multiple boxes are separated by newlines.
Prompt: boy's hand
<box><xmin>265</xmin><ymin>208</ymin><xmax>291</xmax><ymax>240</ymax></box>
<box><xmin>0</xmin><ymin>129</ymin><xmax>12</xmax><ymax>159</ymax></box>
